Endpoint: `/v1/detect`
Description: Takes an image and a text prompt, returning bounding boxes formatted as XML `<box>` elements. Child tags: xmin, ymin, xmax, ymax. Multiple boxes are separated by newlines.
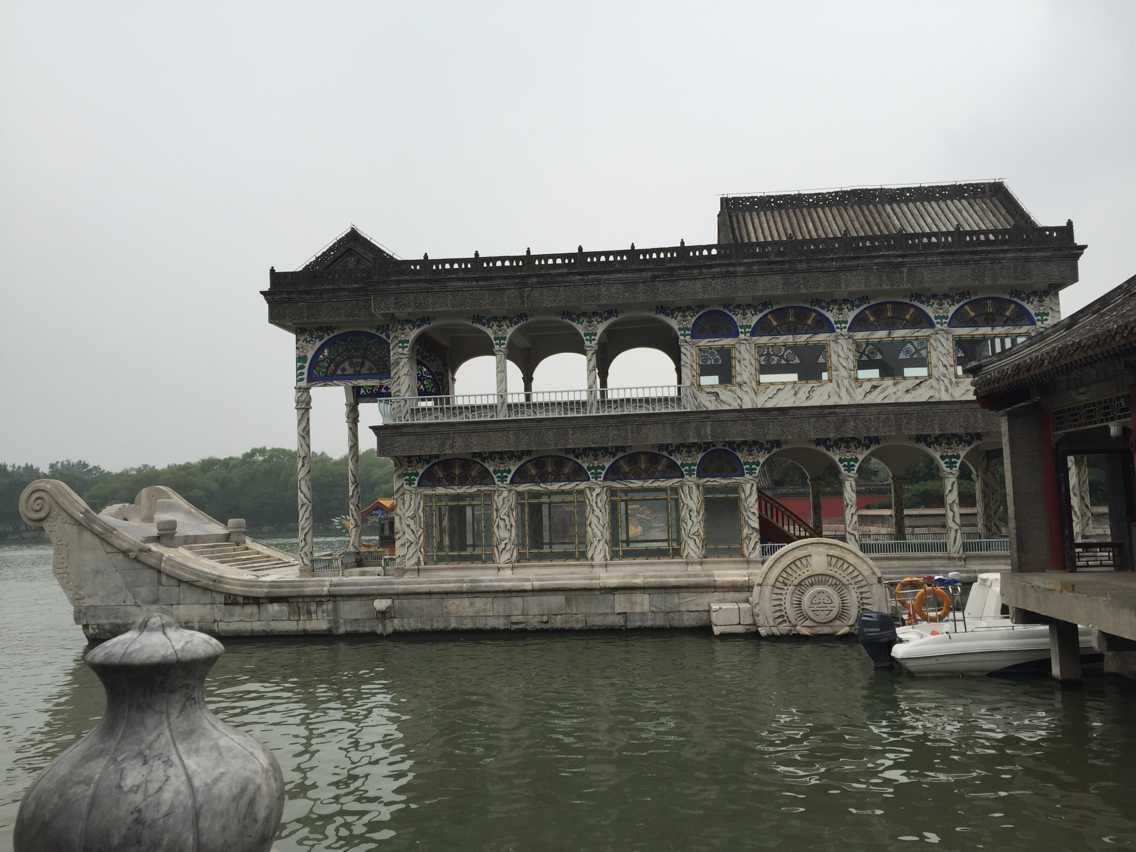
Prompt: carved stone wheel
<box><xmin>751</xmin><ymin>539</ymin><xmax>887</xmax><ymax>637</ymax></box>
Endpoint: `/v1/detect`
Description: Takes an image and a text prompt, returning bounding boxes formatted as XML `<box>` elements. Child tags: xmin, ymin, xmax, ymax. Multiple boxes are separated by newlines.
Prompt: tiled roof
<box><xmin>971</xmin><ymin>274</ymin><xmax>1136</xmax><ymax>398</ymax></box>
<box><xmin>718</xmin><ymin>181</ymin><xmax>1036</xmax><ymax>243</ymax></box>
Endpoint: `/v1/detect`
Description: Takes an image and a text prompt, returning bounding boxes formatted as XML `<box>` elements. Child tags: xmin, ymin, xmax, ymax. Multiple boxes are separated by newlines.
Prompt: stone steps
<box><xmin>182</xmin><ymin>542</ymin><xmax>297</xmax><ymax>576</ymax></box>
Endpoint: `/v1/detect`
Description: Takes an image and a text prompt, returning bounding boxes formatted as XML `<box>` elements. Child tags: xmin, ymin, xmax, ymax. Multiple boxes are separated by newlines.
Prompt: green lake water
<box><xmin>2</xmin><ymin>543</ymin><xmax>1135</xmax><ymax>851</ymax></box>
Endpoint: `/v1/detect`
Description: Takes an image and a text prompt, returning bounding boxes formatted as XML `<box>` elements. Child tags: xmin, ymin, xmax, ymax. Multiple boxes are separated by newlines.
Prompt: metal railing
<box><xmin>861</xmin><ymin>538</ymin><xmax>949</xmax><ymax>555</ymax></box>
<box><xmin>962</xmin><ymin>538</ymin><xmax>1010</xmax><ymax>554</ymax></box>
<box><xmin>1074</xmin><ymin>541</ymin><xmax>1122</xmax><ymax>571</ymax></box>
<box><xmin>383</xmin><ymin>385</ymin><xmax>693</xmax><ymax>424</ymax></box>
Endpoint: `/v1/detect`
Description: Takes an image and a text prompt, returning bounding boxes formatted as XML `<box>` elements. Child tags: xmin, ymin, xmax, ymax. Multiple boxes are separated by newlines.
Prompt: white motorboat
<box><xmin>860</xmin><ymin>573</ymin><xmax>1099</xmax><ymax>677</ymax></box>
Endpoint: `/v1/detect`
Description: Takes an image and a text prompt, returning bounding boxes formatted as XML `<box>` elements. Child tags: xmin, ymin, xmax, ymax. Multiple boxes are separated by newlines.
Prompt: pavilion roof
<box><xmin>718</xmin><ymin>181</ymin><xmax>1036</xmax><ymax>243</ymax></box>
<box><xmin>970</xmin><ymin>273</ymin><xmax>1136</xmax><ymax>399</ymax></box>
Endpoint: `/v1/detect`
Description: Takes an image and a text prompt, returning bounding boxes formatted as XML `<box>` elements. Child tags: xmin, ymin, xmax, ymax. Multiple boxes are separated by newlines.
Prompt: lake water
<box><xmin>3</xmin><ymin>542</ymin><xmax>1135</xmax><ymax>851</ymax></box>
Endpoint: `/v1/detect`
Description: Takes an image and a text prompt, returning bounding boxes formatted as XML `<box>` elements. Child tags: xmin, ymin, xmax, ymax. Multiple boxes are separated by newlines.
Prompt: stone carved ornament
<box><xmin>751</xmin><ymin>539</ymin><xmax>886</xmax><ymax>637</ymax></box>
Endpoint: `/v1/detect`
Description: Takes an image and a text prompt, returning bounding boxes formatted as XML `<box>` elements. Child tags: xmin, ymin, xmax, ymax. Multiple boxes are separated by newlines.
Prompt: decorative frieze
<box><xmin>471</xmin><ymin>314</ymin><xmax>528</xmax><ymax>348</ymax></box>
<box><xmin>913</xmin><ymin>432</ymin><xmax>982</xmax><ymax>472</ymax></box>
<box><xmin>814</xmin><ymin>436</ymin><xmax>880</xmax><ymax>473</ymax></box>
<box><xmin>561</xmin><ymin>309</ymin><xmax>618</xmax><ymax>345</ymax></box>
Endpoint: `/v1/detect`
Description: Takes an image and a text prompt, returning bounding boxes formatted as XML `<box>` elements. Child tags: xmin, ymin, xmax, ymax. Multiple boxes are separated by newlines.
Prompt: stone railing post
<box><xmin>14</xmin><ymin>615</ymin><xmax>284</xmax><ymax>852</ymax></box>
<box><xmin>295</xmin><ymin>386</ymin><xmax>313</xmax><ymax>573</ymax></box>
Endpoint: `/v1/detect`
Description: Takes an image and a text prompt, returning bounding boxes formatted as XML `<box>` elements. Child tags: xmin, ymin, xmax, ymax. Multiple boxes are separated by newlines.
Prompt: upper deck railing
<box><xmin>271</xmin><ymin>223</ymin><xmax>1077</xmax><ymax>289</ymax></box>
<box><xmin>378</xmin><ymin>385</ymin><xmax>692</xmax><ymax>424</ymax></box>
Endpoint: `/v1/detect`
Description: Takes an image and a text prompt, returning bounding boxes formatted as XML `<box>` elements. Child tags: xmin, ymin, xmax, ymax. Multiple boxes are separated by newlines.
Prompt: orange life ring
<box><xmin>894</xmin><ymin>576</ymin><xmax>925</xmax><ymax>606</ymax></box>
<box><xmin>912</xmin><ymin>586</ymin><xmax>952</xmax><ymax>622</ymax></box>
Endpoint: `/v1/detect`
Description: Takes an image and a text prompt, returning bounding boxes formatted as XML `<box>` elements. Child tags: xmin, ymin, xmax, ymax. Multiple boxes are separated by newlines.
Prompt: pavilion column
<box><xmin>584</xmin><ymin>482</ymin><xmax>610</xmax><ymax>565</ymax></box>
<box><xmin>294</xmin><ymin>387</ymin><xmax>314</xmax><ymax>574</ymax></box>
<box><xmin>679</xmin><ymin>338</ymin><xmax>696</xmax><ymax>388</ymax></box>
<box><xmin>493</xmin><ymin>487</ymin><xmax>518</xmax><ymax>571</ymax></box>
<box><xmin>809</xmin><ymin>478</ymin><xmax>824</xmax><ymax>534</ymax></box>
<box><xmin>678</xmin><ymin>481</ymin><xmax>704</xmax><ymax>561</ymax></box>
<box><xmin>585</xmin><ymin>344</ymin><xmax>599</xmax><ymax>394</ymax></box>
<box><xmin>739</xmin><ymin>478</ymin><xmax>764</xmax><ymax>561</ymax></box>
<box><xmin>943</xmin><ymin>470</ymin><xmax>963</xmax><ymax>557</ymax></box>
<box><xmin>971</xmin><ymin>458</ymin><xmax>990</xmax><ymax>538</ymax></box>
<box><xmin>344</xmin><ymin>390</ymin><xmax>362</xmax><ymax>552</ymax></box>
<box><xmin>522</xmin><ymin>373</ymin><xmax>534</xmax><ymax>402</ymax></box>
<box><xmin>891</xmin><ymin>477</ymin><xmax>907</xmax><ymax>540</ymax></box>
<box><xmin>1067</xmin><ymin>456</ymin><xmax>1093</xmax><ymax>542</ymax></box>
<box><xmin>394</xmin><ymin>480</ymin><xmax>424</xmax><ymax>575</ymax></box>
<box><xmin>1003</xmin><ymin>403</ymin><xmax>1064</xmax><ymax>572</ymax></box>
<box><xmin>495</xmin><ymin>346</ymin><xmax>508</xmax><ymax>417</ymax></box>
<box><xmin>390</xmin><ymin>347</ymin><xmax>413</xmax><ymax>421</ymax></box>
<box><xmin>841</xmin><ymin>472</ymin><xmax>860</xmax><ymax>550</ymax></box>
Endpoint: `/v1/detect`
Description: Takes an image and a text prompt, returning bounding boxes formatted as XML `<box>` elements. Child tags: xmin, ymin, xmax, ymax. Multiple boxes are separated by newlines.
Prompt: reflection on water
<box><xmin>3</xmin><ymin>544</ymin><xmax>1136</xmax><ymax>851</ymax></box>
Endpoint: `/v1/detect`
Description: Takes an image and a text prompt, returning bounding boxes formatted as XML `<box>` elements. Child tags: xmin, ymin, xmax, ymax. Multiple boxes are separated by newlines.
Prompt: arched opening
<box><xmin>511</xmin><ymin>455</ymin><xmax>589</xmax><ymax>562</ymax></box>
<box><xmin>691</xmin><ymin>309</ymin><xmax>739</xmax><ymax>340</ymax></box>
<box><xmin>506</xmin><ymin>319</ymin><xmax>587</xmax><ymax>395</ymax></box>
<box><xmin>849</xmin><ymin>303</ymin><xmax>935</xmax><ymax>381</ymax></box>
<box><xmin>759</xmin><ymin>448</ymin><xmax>841</xmax><ymax>539</ymax></box>
<box><xmin>596</xmin><ymin>317</ymin><xmax>681</xmax><ymax>390</ymax></box>
<box><xmin>962</xmin><ymin>444</ymin><xmax>1009</xmax><ymax>539</ymax></box>
<box><xmin>858</xmin><ymin>444</ymin><xmax>946</xmax><ymax>543</ymax></box>
<box><xmin>751</xmin><ymin>307</ymin><xmax>834</xmax><ymax>385</ymax></box>
<box><xmin>605</xmin><ymin>451</ymin><xmax>683</xmax><ymax>560</ymax></box>
<box><xmin>410</xmin><ymin>322</ymin><xmax>496</xmax><ymax>398</ymax></box>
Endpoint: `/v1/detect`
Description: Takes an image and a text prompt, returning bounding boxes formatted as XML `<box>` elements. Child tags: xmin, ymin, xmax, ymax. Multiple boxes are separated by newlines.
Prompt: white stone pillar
<box><xmin>495</xmin><ymin>346</ymin><xmax>508</xmax><ymax>417</ymax></box>
<box><xmin>971</xmin><ymin>459</ymin><xmax>990</xmax><ymax>538</ymax></box>
<box><xmin>1067</xmin><ymin>456</ymin><xmax>1093</xmax><ymax>542</ymax></box>
<box><xmin>584</xmin><ymin>482</ymin><xmax>610</xmax><ymax>565</ymax></box>
<box><xmin>841</xmin><ymin>472</ymin><xmax>860</xmax><ymax>550</ymax></box>
<box><xmin>493</xmin><ymin>487</ymin><xmax>517</xmax><ymax>571</ymax></box>
<box><xmin>344</xmin><ymin>390</ymin><xmax>362</xmax><ymax>552</ymax></box>
<box><xmin>295</xmin><ymin>387</ymin><xmax>313</xmax><ymax>573</ymax></box>
<box><xmin>830</xmin><ymin>334</ymin><xmax>857</xmax><ymax>404</ymax></box>
<box><xmin>679</xmin><ymin>338</ymin><xmax>695</xmax><ymax>388</ymax></box>
<box><xmin>390</xmin><ymin>346</ymin><xmax>413</xmax><ymax>421</ymax></box>
<box><xmin>739</xmin><ymin>479</ymin><xmax>763</xmax><ymax>561</ymax></box>
<box><xmin>678</xmin><ymin>481</ymin><xmax>704</xmax><ymax>561</ymax></box>
<box><xmin>396</xmin><ymin>483</ymin><xmax>424</xmax><ymax>575</ymax></box>
<box><xmin>943</xmin><ymin>470</ymin><xmax>963</xmax><ymax>557</ymax></box>
<box><xmin>585</xmin><ymin>344</ymin><xmax>598</xmax><ymax>405</ymax></box>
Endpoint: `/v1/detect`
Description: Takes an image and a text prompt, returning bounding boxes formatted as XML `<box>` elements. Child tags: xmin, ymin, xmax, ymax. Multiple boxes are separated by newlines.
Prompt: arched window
<box><xmin>948</xmin><ymin>297</ymin><xmax>1035</xmax><ymax>328</ymax></box>
<box><xmin>751</xmin><ymin>306</ymin><xmax>835</xmax><ymax>336</ymax></box>
<box><xmin>307</xmin><ymin>331</ymin><xmax>390</xmax><ymax>383</ymax></box>
<box><xmin>848</xmin><ymin>302</ymin><xmax>934</xmax><ymax>333</ymax></box>
<box><xmin>691</xmin><ymin>309</ymin><xmax>739</xmax><ymax>340</ymax></box>
<box><xmin>604</xmin><ymin>451</ymin><xmax>684</xmax><ymax>481</ymax></box>
<box><xmin>697</xmin><ymin>448</ymin><xmax>745</xmax><ymax>478</ymax></box>
<box><xmin>511</xmin><ymin>456</ymin><xmax>589</xmax><ymax>485</ymax></box>
<box><xmin>417</xmin><ymin>458</ymin><xmax>494</xmax><ymax>488</ymax></box>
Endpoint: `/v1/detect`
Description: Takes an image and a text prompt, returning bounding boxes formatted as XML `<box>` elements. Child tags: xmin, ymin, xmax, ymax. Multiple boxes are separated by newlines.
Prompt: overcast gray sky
<box><xmin>2</xmin><ymin>0</ymin><xmax>1134</xmax><ymax>470</ymax></box>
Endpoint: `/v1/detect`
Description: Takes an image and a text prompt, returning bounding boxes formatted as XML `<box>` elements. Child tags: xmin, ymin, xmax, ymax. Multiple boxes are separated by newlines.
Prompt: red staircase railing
<box><xmin>757</xmin><ymin>491</ymin><xmax>819</xmax><ymax>543</ymax></box>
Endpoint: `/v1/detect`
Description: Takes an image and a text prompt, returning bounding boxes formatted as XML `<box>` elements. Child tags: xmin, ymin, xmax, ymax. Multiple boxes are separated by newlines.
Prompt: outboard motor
<box><xmin>857</xmin><ymin>611</ymin><xmax>898</xmax><ymax>670</ymax></box>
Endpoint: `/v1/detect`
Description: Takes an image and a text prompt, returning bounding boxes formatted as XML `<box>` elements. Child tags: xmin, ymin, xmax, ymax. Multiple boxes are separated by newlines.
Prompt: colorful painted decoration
<box><xmin>948</xmin><ymin>297</ymin><xmax>1036</xmax><ymax>328</ymax></box>
<box><xmin>847</xmin><ymin>302</ymin><xmax>934</xmax><ymax>332</ymax></box>
<box><xmin>511</xmin><ymin>455</ymin><xmax>590</xmax><ymax>485</ymax></box>
<box><xmin>603</xmin><ymin>451</ymin><xmax>684</xmax><ymax>481</ymax></box>
<box><xmin>751</xmin><ymin>306</ymin><xmax>835</xmax><ymax>336</ymax></box>
<box><xmin>306</xmin><ymin>331</ymin><xmax>391</xmax><ymax>383</ymax></box>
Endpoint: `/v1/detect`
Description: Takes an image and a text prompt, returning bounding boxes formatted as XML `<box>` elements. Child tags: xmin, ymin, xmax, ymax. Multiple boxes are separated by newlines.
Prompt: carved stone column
<box><xmin>891</xmin><ymin>477</ymin><xmax>907</xmax><ymax>540</ymax></box>
<box><xmin>830</xmin><ymin>334</ymin><xmax>857</xmax><ymax>404</ymax></box>
<box><xmin>345</xmin><ymin>390</ymin><xmax>362</xmax><ymax>552</ymax></box>
<box><xmin>1067</xmin><ymin>456</ymin><xmax>1093</xmax><ymax>542</ymax></box>
<box><xmin>522</xmin><ymin>373</ymin><xmax>534</xmax><ymax>402</ymax></box>
<box><xmin>971</xmin><ymin>459</ymin><xmax>990</xmax><ymax>538</ymax></box>
<box><xmin>295</xmin><ymin>387</ymin><xmax>313</xmax><ymax>573</ymax></box>
<box><xmin>739</xmin><ymin>479</ymin><xmax>763</xmax><ymax>561</ymax></box>
<box><xmin>585</xmin><ymin>344</ymin><xmax>599</xmax><ymax>394</ymax></box>
<box><xmin>943</xmin><ymin>470</ymin><xmax>963</xmax><ymax>557</ymax></box>
<box><xmin>394</xmin><ymin>480</ymin><xmax>424</xmax><ymax>574</ymax></box>
<box><xmin>678</xmin><ymin>481</ymin><xmax>704</xmax><ymax>561</ymax></box>
<box><xmin>841</xmin><ymin>472</ymin><xmax>860</xmax><ymax>550</ymax></box>
<box><xmin>809</xmin><ymin>479</ymin><xmax>824</xmax><ymax>534</ymax></box>
<box><xmin>390</xmin><ymin>346</ymin><xmax>413</xmax><ymax>421</ymax></box>
<box><xmin>493</xmin><ymin>487</ymin><xmax>518</xmax><ymax>571</ymax></box>
<box><xmin>495</xmin><ymin>346</ymin><xmax>508</xmax><ymax>417</ymax></box>
<box><xmin>584</xmin><ymin>482</ymin><xmax>610</xmax><ymax>565</ymax></box>
<box><xmin>679</xmin><ymin>338</ymin><xmax>695</xmax><ymax>388</ymax></box>
<box><xmin>928</xmin><ymin>328</ymin><xmax>956</xmax><ymax>398</ymax></box>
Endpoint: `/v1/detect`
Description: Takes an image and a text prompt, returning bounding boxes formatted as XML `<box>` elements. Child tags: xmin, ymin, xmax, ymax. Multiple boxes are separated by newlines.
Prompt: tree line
<box><xmin>1</xmin><ymin>448</ymin><xmax>394</xmax><ymax>540</ymax></box>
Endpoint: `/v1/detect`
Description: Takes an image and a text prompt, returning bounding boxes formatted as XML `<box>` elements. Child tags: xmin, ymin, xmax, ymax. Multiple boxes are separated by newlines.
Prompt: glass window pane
<box><xmin>423</xmin><ymin>493</ymin><xmax>491</xmax><ymax>564</ymax></box>
<box><xmin>699</xmin><ymin>346</ymin><xmax>733</xmax><ymax>385</ymax></box>
<box><xmin>609</xmin><ymin>488</ymin><xmax>682</xmax><ymax>559</ymax></box>
<box><xmin>704</xmin><ymin>487</ymin><xmax>742</xmax><ymax>557</ymax></box>
<box><xmin>758</xmin><ymin>344</ymin><xmax>829</xmax><ymax>383</ymax></box>
<box><xmin>954</xmin><ymin>335</ymin><xmax>1029</xmax><ymax>375</ymax></box>
<box><xmin>856</xmin><ymin>338</ymin><xmax>929</xmax><ymax>380</ymax></box>
<box><xmin>518</xmin><ymin>491</ymin><xmax>585</xmax><ymax>561</ymax></box>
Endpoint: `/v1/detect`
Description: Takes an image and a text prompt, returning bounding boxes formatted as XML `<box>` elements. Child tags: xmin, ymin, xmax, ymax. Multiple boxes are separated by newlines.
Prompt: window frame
<box><xmin>853</xmin><ymin>333</ymin><xmax>933</xmax><ymax>381</ymax></box>
<box><xmin>702</xmin><ymin>484</ymin><xmax>744</xmax><ymax>558</ymax></box>
<box><xmin>516</xmin><ymin>488</ymin><xmax>587</xmax><ymax>562</ymax></box>
<box><xmin>755</xmin><ymin>340</ymin><xmax>832</xmax><ymax>384</ymax></box>
<box><xmin>953</xmin><ymin>333</ymin><xmax>1031</xmax><ymax>376</ymax></box>
<box><xmin>422</xmin><ymin>490</ymin><xmax>494</xmax><ymax>565</ymax></box>
<box><xmin>696</xmin><ymin>341</ymin><xmax>736</xmax><ymax>387</ymax></box>
<box><xmin>609</xmin><ymin>486</ymin><xmax>683</xmax><ymax>560</ymax></box>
